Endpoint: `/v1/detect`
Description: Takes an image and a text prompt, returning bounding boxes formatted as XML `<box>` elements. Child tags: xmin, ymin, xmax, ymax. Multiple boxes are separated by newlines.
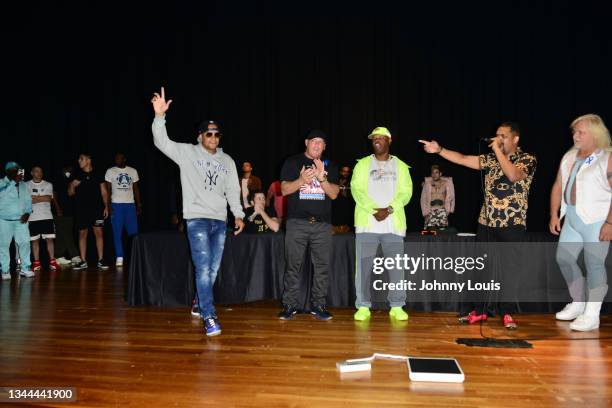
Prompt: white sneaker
<box><xmin>115</xmin><ymin>257</ymin><xmax>124</xmax><ymax>267</ymax></box>
<box><xmin>56</xmin><ymin>257</ymin><xmax>72</xmax><ymax>266</ymax></box>
<box><xmin>569</xmin><ymin>314</ymin><xmax>600</xmax><ymax>331</ymax></box>
<box><xmin>555</xmin><ymin>302</ymin><xmax>585</xmax><ymax>321</ymax></box>
<box><xmin>71</xmin><ymin>256</ymin><xmax>83</xmax><ymax>265</ymax></box>
<box><xmin>19</xmin><ymin>270</ymin><xmax>35</xmax><ymax>278</ymax></box>
<box><xmin>1</xmin><ymin>273</ymin><xmax>10</xmax><ymax>280</ymax></box>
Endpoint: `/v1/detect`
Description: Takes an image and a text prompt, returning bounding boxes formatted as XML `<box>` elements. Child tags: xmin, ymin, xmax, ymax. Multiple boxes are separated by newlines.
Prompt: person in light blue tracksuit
<box><xmin>0</xmin><ymin>162</ymin><xmax>34</xmax><ymax>280</ymax></box>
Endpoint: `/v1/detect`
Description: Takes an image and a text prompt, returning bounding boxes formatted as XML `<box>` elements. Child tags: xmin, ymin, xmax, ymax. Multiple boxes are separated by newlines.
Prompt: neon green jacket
<box><xmin>350</xmin><ymin>155</ymin><xmax>413</xmax><ymax>231</ymax></box>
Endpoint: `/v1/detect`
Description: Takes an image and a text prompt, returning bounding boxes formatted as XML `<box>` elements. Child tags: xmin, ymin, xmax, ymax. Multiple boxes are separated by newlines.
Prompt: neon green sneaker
<box><xmin>389</xmin><ymin>307</ymin><xmax>408</xmax><ymax>321</ymax></box>
<box><xmin>354</xmin><ymin>307</ymin><xmax>371</xmax><ymax>321</ymax></box>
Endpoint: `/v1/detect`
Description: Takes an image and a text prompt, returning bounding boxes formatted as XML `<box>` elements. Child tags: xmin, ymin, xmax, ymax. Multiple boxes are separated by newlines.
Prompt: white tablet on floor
<box><xmin>407</xmin><ymin>357</ymin><xmax>465</xmax><ymax>383</ymax></box>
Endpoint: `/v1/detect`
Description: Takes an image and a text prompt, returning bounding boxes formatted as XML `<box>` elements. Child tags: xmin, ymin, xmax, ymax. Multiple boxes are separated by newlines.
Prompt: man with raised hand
<box><xmin>151</xmin><ymin>87</ymin><xmax>244</xmax><ymax>337</ymax></box>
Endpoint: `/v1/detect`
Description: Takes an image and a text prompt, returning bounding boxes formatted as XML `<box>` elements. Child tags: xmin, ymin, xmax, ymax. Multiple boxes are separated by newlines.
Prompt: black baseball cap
<box><xmin>305</xmin><ymin>129</ymin><xmax>328</xmax><ymax>143</ymax></box>
<box><xmin>198</xmin><ymin>120</ymin><xmax>222</xmax><ymax>134</ymax></box>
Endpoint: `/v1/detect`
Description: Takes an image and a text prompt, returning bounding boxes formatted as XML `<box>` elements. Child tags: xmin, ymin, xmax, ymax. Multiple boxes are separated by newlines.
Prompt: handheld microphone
<box><xmin>480</xmin><ymin>137</ymin><xmax>496</xmax><ymax>142</ymax></box>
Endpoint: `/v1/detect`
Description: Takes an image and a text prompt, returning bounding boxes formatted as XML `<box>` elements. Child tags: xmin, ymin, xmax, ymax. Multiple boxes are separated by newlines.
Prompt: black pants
<box><xmin>54</xmin><ymin>216</ymin><xmax>79</xmax><ymax>259</ymax></box>
<box><xmin>282</xmin><ymin>218</ymin><xmax>331</xmax><ymax>309</ymax></box>
<box><xmin>460</xmin><ymin>224</ymin><xmax>526</xmax><ymax>316</ymax></box>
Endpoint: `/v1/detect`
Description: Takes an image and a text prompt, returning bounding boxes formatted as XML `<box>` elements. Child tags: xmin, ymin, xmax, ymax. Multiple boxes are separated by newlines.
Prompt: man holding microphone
<box><xmin>419</xmin><ymin>122</ymin><xmax>537</xmax><ymax>329</ymax></box>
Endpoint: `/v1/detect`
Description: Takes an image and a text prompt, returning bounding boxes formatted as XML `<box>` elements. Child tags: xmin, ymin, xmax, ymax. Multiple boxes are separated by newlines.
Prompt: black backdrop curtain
<box><xmin>2</xmin><ymin>0</ymin><xmax>611</xmax><ymax>234</ymax></box>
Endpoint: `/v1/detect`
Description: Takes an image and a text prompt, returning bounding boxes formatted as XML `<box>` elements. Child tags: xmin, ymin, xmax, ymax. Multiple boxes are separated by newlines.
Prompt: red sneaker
<box><xmin>503</xmin><ymin>314</ymin><xmax>517</xmax><ymax>330</ymax></box>
<box><xmin>468</xmin><ymin>312</ymin><xmax>488</xmax><ymax>324</ymax></box>
<box><xmin>49</xmin><ymin>258</ymin><xmax>59</xmax><ymax>271</ymax></box>
<box><xmin>32</xmin><ymin>260</ymin><xmax>42</xmax><ymax>272</ymax></box>
<box><xmin>459</xmin><ymin>310</ymin><xmax>488</xmax><ymax>324</ymax></box>
<box><xmin>458</xmin><ymin>310</ymin><xmax>476</xmax><ymax>323</ymax></box>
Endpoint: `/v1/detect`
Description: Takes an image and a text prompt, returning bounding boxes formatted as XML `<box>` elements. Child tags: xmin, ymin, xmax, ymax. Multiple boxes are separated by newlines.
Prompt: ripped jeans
<box><xmin>186</xmin><ymin>218</ymin><xmax>227</xmax><ymax>319</ymax></box>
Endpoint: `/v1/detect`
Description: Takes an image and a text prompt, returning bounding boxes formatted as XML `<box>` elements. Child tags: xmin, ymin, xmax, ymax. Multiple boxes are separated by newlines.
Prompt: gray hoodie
<box><xmin>152</xmin><ymin>116</ymin><xmax>244</xmax><ymax>222</ymax></box>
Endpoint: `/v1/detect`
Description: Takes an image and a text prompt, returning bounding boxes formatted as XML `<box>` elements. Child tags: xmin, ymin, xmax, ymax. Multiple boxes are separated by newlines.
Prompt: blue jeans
<box><xmin>111</xmin><ymin>203</ymin><xmax>139</xmax><ymax>258</ymax></box>
<box><xmin>0</xmin><ymin>219</ymin><xmax>31</xmax><ymax>273</ymax></box>
<box><xmin>186</xmin><ymin>218</ymin><xmax>226</xmax><ymax>319</ymax></box>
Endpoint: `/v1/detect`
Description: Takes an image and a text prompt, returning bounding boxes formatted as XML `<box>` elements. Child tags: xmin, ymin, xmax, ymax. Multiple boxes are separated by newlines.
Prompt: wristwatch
<box><xmin>387</xmin><ymin>206</ymin><xmax>394</xmax><ymax>214</ymax></box>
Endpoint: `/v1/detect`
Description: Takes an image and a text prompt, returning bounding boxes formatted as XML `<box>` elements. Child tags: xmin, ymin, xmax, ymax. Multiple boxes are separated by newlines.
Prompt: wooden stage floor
<box><xmin>1</xmin><ymin>267</ymin><xmax>611</xmax><ymax>407</ymax></box>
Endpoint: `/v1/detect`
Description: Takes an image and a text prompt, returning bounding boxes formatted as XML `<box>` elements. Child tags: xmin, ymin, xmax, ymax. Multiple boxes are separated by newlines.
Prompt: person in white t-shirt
<box><xmin>105</xmin><ymin>152</ymin><xmax>142</xmax><ymax>267</ymax></box>
<box><xmin>27</xmin><ymin>166</ymin><xmax>62</xmax><ymax>272</ymax></box>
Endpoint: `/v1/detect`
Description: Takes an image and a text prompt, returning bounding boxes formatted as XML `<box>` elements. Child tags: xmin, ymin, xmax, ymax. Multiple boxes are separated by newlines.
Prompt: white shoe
<box><xmin>569</xmin><ymin>298</ymin><xmax>603</xmax><ymax>332</ymax></box>
<box><xmin>1</xmin><ymin>273</ymin><xmax>10</xmax><ymax>280</ymax></box>
<box><xmin>71</xmin><ymin>256</ymin><xmax>83</xmax><ymax>264</ymax></box>
<box><xmin>569</xmin><ymin>314</ymin><xmax>600</xmax><ymax>331</ymax></box>
<box><xmin>56</xmin><ymin>257</ymin><xmax>72</xmax><ymax>266</ymax></box>
<box><xmin>556</xmin><ymin>302</ymin><xmax>585</xmax><ymax>321</ymax></box>
<box><xmin>115</xmin><ymin>257</ymin><xmax>124</xmax><ymax>267</ymax></box>
<box><xmin>19</xmin><ymin>270</ymin><xmax>35</xmax><ymax>278</ymax></box>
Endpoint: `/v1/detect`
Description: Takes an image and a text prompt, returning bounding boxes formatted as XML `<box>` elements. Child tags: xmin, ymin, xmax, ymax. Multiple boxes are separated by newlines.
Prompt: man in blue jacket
<box><xmin>0</xmin><ymin>162</ymin><xmax>34</xmax><ymax>280</ymax></box>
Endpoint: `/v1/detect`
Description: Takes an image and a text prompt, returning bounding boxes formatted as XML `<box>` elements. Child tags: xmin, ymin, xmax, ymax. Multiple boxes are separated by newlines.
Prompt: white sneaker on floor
<box><xmin>56</xmin><ymin>257</ymin><xmax>72</xmax><ymax>266</ymax></box>
<box><xmin>71</xmin><ymin>256</ymin><xmax>82</xmax><ymax>265</ymax></box>
<box><xmin>19</xmin><ymin>270</ymin><xmax>35</xmax><ymax>278</ymax></box>
<box><xmin>569</xmin><ymin>314</ymin><xmax>600</xmax><ymax>331</ymax></box>
<box><xmin>1</xmin><ymin>273</ymin><xmax>10</xmax><ymax>280</ymax></box>
<box><xmin>556</xmin><ymin>302</ymin><xmax>585</xmax><ymax>321</ymax></box>
<box><xmin>115</xmin><ymin>257</ymin><xmax>124</xmax><ymax>267</ymax></box>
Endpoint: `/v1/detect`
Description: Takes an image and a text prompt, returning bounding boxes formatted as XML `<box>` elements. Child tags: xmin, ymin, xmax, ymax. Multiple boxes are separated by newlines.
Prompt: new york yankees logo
<box><xmin>205</xmin><ymin>169</ymin><xmax>219</xmax><ymax>187</ymax></box>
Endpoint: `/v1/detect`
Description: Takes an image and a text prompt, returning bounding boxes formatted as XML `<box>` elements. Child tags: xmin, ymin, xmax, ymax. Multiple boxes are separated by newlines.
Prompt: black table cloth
<box><xmin>126</xmin><ymin>230</ymin><xmax>607</xmax><ymax>313</ymax></box>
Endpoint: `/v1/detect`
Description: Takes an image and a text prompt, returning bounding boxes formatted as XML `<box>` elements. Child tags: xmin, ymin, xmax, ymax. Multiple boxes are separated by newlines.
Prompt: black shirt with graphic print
<box><xmin>280</xmin><ymin>153</ymin><xmax>339</xmax><ymax>223</ymax></box>
<box><xmin>243</xmin><ymin>206</ymin><xmax>278</xmax><ymax>233</ymax></box>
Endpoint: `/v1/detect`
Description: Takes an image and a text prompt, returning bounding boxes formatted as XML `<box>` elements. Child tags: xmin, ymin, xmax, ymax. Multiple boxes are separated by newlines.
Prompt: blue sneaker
<box><xmin>310</xmin><ymin>305</ymin><xmax>333</xmax><ymax>321</ymax></box>
<box><xmin>204</xmin><ymin>317</ymin><xmax>221</xmax><ymax>337</ymax></box>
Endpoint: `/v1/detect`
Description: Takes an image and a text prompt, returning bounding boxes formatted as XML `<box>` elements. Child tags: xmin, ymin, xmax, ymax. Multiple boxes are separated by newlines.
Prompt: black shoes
<box><xmin>278</xmin><ymin>305</ymin><xmax>298</xmax><ymax>320</ymax></box>
<box><xmin>310</xmin><ymin>305</ymin><xmax>333</xmax><ymax>321</ymax></box>
<box><xmin>278</xmin><ymin>305</ymin><xmax>333</xmax><ymax>321</ymax></box>
<box><xmin>97</xmin><ymin>259</ymin><xmax>110</xmax><ymax>270</ymax></box>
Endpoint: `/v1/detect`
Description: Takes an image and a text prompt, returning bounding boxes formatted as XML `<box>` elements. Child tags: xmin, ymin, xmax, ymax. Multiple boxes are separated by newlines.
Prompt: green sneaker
<box><xmin>354</xmin><ymin>307</ymin><xmax>371</xmax><ymax>321</ymax></box>
<box><xmin>389</xmin><ymin>307</ymin><xmax>408</xmax><ymax>321</ymax></box>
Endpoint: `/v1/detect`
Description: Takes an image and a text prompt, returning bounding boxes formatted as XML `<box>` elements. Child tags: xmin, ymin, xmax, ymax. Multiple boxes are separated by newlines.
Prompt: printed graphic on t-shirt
<box><xmin>369</xmin><ymin>168</ymin><xmax>397</xmax><ymax>183</ymax></box>
<box><xmin>114</xmin><ymin>173</ymin><xmax>133</xmax><ymax>190</ymax></box>
<box><xmin>299</xmin><ymin>177</ymin><xmax>325</xmax><ymax>200</ymax></box>
<box><xmin>194</xmin><ymin>159</ymin><xmax>228</xmax><ymax>191</ymax></box>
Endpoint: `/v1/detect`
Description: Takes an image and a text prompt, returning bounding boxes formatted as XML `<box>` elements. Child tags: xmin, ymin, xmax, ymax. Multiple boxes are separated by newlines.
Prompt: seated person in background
<box><xmin>420</xmin><ymin>164</ymin><xmax>455</xmax><ymax>230</ymax></box>
<box><xmin>244</xmin><ymin>190</ymin><xmax>280</xmax><ymax>233</ymax></box>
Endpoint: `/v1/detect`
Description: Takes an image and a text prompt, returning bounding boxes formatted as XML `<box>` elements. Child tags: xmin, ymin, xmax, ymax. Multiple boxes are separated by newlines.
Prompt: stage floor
<box><xmin>1</xmin><ymin>267</ymin><xmax>612</xmax><ymax>407</ymax></box>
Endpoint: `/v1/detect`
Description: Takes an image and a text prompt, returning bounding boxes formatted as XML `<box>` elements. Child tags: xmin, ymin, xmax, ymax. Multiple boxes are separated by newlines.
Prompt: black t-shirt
<box><xmin>244</xmin><ymin>206</ymin><xmax>277</xmax><ymax>233</ymax></box>
<box><xmin>73</xmin><ymin>168</ymin><xmax>105</xmax><ymax>214</ymax></box>
<box><xmin>280</xmin><ymin>153</ymin><xmax>339</xmax><ymax>223</ymax></box>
